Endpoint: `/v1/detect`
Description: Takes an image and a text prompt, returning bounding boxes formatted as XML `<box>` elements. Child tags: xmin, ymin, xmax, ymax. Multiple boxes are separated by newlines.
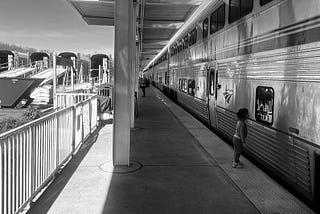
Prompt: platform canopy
<box><xmin>66</xmin><ymin>0</ymin><xmax>204</xmax><ymax>69</ymax></box>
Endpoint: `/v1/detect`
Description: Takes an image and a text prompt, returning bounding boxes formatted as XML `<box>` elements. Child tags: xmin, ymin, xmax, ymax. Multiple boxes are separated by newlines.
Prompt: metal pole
<box><xmin>71</xmin><ymin>66</ymin><xmax>74</xmax><ymax>91</ymax></box>
<box><xmin>99</xmin><ymin>65</ymin><xmax>101</xmax><ymax>88</ymax></box>
<box><xmin>53</xmin><ymin>53</ymin><xmax>57</xmax><ymax>109</ymax></box>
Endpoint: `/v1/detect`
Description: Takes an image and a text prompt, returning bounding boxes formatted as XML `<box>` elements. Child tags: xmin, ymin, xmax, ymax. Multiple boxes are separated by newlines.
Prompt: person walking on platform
<box><xmin>139</xmin><ymin>76</ymin><xmax>147</xmax><ymax>97</ymax></box>
<box><xmin>232</xmin><ymin>108</ymin><xmax>249</xmax><ymax>168</ymax></box>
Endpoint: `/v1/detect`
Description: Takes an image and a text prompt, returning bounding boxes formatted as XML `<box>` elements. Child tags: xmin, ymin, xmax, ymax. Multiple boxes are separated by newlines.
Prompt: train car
<box><xmin>58</xmin><ymin>52</ymin><xmax>90</xmax><ymax>82</ymax></box>
<box><xmin>90</xmin><ymin>54</ymin><xmax>110</xmax><ymax>81</ymax></box>
<box><xmin>30</xmin><ymin>52</ymin><xmax>50</xmax><ymax>69</ymax></box>
<box><xmin>0</xmin><ymin>50</ymin><xmax>29</xmax><ymax>72</ymax></box>
<box><xmin>145</xmin><ymin>0</ymin><xmax>320</xmax><ymax>206</ymax></box>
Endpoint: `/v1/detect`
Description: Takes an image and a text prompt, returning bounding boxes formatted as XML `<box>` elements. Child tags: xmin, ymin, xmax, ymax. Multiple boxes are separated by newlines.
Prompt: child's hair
<box><xmin>237</xmin><ymin>108</ymin><xmax>249</xmax><ymax>120</ymax></box>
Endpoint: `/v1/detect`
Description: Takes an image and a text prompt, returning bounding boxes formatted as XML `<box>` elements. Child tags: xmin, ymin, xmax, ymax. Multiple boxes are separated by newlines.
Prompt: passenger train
<box><xmin>144</xmin><ymin>0</ymin><xmax>320</xmax><ymax>205</ymax></box>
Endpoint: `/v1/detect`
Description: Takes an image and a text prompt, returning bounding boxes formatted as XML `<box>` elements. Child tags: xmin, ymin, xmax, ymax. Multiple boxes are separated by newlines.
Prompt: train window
<box><xmin>229</xmin><ymin>0</ymin><xmax>240</xmax><ymax>23</ymax></box>
<box><xmin>203</xmin><ymin>18</ymin><xmax>209</xmax><ymax>38</ymax></box>
<box><xmin>217</xmin><ymin>4</ymin><xmax>225</xmax><ymax>30</ymax></box>
<box><xmin>255</xmin><ymin>86</ymin><xmax>274</xmax><ymax>125</ymax></box>
<box><xmin>260</xmin><ymin>0</ymin><xmax>273</xmax><ymax>6</ymax></box>
<box><xmin>179</xmin><ymin>79</ymin><xmax>182</xmax><ymax>91</ymax></box>
<box><xmin>189</xmin><ymin>28</ymin><xmax>197</xmax><ymax>46</ymax></box>
<box><xmin>165</xmin><ymin>72</ymin><xmax>169</xmax><ymax>85</ymax></box>
<box><xmin>210</xmin><ymin>11</ymin><xmax>218</xmax><ymax>34</ymax></box>
<box><xmin>182</xmin><ymin>38</ymin><xmax>186</xmax><ymax>49</ymax></box>
<box><xmin>183</xmin><ymin>79</ymin><xmax>188</xmax><ymax>93</ymax></box>
<box><xmin>210</xmin><ymin>4</ymin><xmax>225</xmax><ymax>35</ymax></box>
<box><xmin>241</xmin><ymin>0</ymin><xmax>253</xmax><ymax>15</ymax></box>
<box><xmin>178</xmin><ymin>42</ymin><xmax>183</xmax><ymax>52</ymax></box>
<box><xmin>229</xmin><ymin>0</ymin><xmax>253</xmax><ymax>24</ymax></box>
<box><xmin>184</xmin><ymin>35</ymin><xmax>189</xmax><ymax>49</ymax></box>
<box><xmin>188</xmin><ymin>79</ymin><xmax>195</xmax><ymax>96</ymax></box>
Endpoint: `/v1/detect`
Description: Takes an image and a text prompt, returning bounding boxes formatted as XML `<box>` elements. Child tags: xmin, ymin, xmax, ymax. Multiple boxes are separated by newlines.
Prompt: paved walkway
<box><xmin>27</xmin><ymin>86</ymin><xmax>314</xmax><ymax>214</ymax></box>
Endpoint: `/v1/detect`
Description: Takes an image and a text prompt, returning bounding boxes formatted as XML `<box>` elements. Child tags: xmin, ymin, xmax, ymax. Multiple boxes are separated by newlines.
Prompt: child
<box><xmin>232</xmin><ymin>108</ymin><xmax>248</xmax><ymax>168</ymax></box>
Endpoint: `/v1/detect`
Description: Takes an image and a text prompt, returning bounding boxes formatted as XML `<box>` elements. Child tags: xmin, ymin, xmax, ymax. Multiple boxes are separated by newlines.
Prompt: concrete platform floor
<box><xmin>27</xmin><ymin>86</ymin><xmax>314</xmax><ymax>214</ymax></box>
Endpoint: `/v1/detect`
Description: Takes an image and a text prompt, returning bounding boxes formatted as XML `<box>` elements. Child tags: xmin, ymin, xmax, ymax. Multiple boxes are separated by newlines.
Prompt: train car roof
<box><xmin>0</xmin><ymin>50</ymin><xmax>15</xmax><ymax>56</ymax></box>
<box><xmin>58</xmin><ymin>52</ymin><xmax>77</xmax><ymax>59</ymax></box>
<box><xmin>30</xmin><ymin>52</ymin><xmax>50</xmax><ymax>62</ymax></box>
<box><xmin>91</xmin><ymin>54</ymin><xmax>109</xmax><ymax>60</ymax></box>
<box><xmin>31</xmin><ymin>52</ymin><xmax>49</xmax><ymax>56</ymax></box>
<box><xmin>144</xmin><ymin>0</ymin><xmax>219</xmax><ymax>71</ymax></box>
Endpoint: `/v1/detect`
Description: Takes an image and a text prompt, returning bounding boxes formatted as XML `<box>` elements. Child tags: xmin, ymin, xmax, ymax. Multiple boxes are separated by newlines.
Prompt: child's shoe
<box><xmin>232</xmin><ymin>162</ymin><xmax>243</xmax><ymax>168</ymax></box>
<box><xmin>232</xmin><ymin>162</ymin><xmax>238</xmax><ymax>168</ymax></box>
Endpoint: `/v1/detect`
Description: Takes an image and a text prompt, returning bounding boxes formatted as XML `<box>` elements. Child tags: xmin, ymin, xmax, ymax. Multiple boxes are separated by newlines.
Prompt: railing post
<box><xmin>99</xmin><ymin>65</ymin><xmax>102</xmax><ymax>88</ymax></box>
<box><xmin>53</xmin><ymin>53</ymin><xmax>57</xmax><ymax>109</ymax></box>
<box><xmin>30</xmin><ymin>126</ymin><xmax>36</xmax><ymax>200</ymax></box>
<box><xmin>80</xmin><ymin>105</ymin><xmax>84</xmax><ymax>143</ymax></box>
<box><xmin>27</xmin><ymin>126</ymin><xmax>32</xmax><ymax>206</ymax></box>
<box><xmin>72</xmin><ymin>106</ymin><xmax>76</xmax><ymax>154</ymax></box>
<box><xmin>71</xmin><ymin>66</ymin><xmax>74</xmax><ymax>91</ymax></box>
<box><xmin>55</xmin><ymin>114</ymin><xmax>59</xmax><ymax>168</ymax></box>
<box><xmin>0</xmin><ymin>143</ymin><xmax>3</xmax><ymax>213</ymax></box>
<box><xmin>3</xmin><ymin>141</ymin><xmax>8</xmax><ymax>213</ymax></box>
<box><xmin>89</xmin><ymin>97</ymin><xmax>92</xmax><ymax>133</ymax></box>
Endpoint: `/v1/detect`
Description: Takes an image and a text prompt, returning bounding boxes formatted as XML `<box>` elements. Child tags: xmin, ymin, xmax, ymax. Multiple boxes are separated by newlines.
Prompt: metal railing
<box><xmin>55</xmin><ymin>93</ymin><xmax>94</xmax><ymax>109</ymax></box>
<box><xmin>0</xmin><ymin>94</ymin><xmax>98</xmax><ymax>214</ymax></box>
<box><xmin>97</xmin><ymin>85</ymin><xmax>113</xmax><ymax>98</ymax></box>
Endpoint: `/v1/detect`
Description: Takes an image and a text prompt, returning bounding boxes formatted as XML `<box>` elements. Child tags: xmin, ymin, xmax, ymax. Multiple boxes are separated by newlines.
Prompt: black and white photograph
<box><xmin>0</xmin><ymin>0</ymin><xmax>319</xmax><ymax>213</ymax></box>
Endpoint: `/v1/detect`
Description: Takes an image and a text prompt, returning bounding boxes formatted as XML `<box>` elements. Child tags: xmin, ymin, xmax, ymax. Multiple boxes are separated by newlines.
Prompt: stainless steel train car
<box><xmin>145</xmin><ymin>0</ymin><xmax>320</xmax><ymax>205</ymax></box>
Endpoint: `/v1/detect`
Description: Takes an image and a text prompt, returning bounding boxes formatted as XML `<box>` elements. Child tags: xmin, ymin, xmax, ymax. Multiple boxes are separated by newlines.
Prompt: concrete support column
<box><xmin>113</xmin><ymin>0</ymin><xmax>133</xmax><ymax>166</ymax></box>
<box><xmin>130</xmin><ymin>3</ymin><xmax>137</xmax><ymax>128</ymax></box>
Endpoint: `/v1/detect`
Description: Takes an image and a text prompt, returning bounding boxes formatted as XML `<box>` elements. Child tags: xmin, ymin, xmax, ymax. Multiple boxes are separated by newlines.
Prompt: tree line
<box><xmin>0</xmin><ymin>41</ymin><xmax>50</xmax><ymax>53</ymax></box>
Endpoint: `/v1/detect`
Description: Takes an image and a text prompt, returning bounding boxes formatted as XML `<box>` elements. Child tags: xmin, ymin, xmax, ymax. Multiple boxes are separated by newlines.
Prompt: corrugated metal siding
<box><xmin>177</xmin><ymin>92</ymin><xmax>209</xmax><ymax>123</ymax></box>
<box><xmin>216</xmin><ymin>107</ymin><xmax>312</xmax><ymax>199</ymax></box>
<box><xmin>216</xmin><ymin>108</ymin><xmax>237</xmax><ymax>138</ymax></box>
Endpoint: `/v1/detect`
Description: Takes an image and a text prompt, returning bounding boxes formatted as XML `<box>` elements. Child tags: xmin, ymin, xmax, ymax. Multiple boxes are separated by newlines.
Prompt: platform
<box><xmin>27</xmin><ymin>86</ymin><xmax>314</xmax><ymax>214</ymax></box>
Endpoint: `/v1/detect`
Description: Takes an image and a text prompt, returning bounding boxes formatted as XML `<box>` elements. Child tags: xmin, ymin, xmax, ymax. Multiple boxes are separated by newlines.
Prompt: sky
<box><xmin>0</xmin><ymin>0</ymin><xmax>114</xmax><ymax>55</ymax></box>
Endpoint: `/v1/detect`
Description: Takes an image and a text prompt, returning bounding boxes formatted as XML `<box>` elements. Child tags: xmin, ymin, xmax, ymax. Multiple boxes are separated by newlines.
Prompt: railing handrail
<box><xmin>56</xmin><ymin>92</ymin><xmax>93</xmax><ymax>96</ymax></box>
<box><xmin>0</xmin><ymin>93</ymin><xmax>97</xmax><ymax>140</ymax></box>
<box><xmin>0</xmin><ymin>105</ymin><xmax>73</xmax><ymax>140</ymax></box>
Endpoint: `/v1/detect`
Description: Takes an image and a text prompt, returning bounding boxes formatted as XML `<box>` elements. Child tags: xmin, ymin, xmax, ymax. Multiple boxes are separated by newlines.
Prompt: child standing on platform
<box><xmin>232</xmin><ymin>108</ymin><xmax>249</xmax><ymax>168</ymax></box>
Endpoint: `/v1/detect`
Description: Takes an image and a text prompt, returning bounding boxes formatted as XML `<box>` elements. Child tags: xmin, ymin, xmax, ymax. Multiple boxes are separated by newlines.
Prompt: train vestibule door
<box><xmin>208</xmin><ymin>67</ymin><xmax>219</xmax><ymax>128</ymax></box>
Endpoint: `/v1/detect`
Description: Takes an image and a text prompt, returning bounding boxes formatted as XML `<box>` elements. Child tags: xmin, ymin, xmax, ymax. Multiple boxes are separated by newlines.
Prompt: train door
<box><xmin>208</xmin><ymin>67</ymin><xmax>218</xmax><ymax>128</ymax></box>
